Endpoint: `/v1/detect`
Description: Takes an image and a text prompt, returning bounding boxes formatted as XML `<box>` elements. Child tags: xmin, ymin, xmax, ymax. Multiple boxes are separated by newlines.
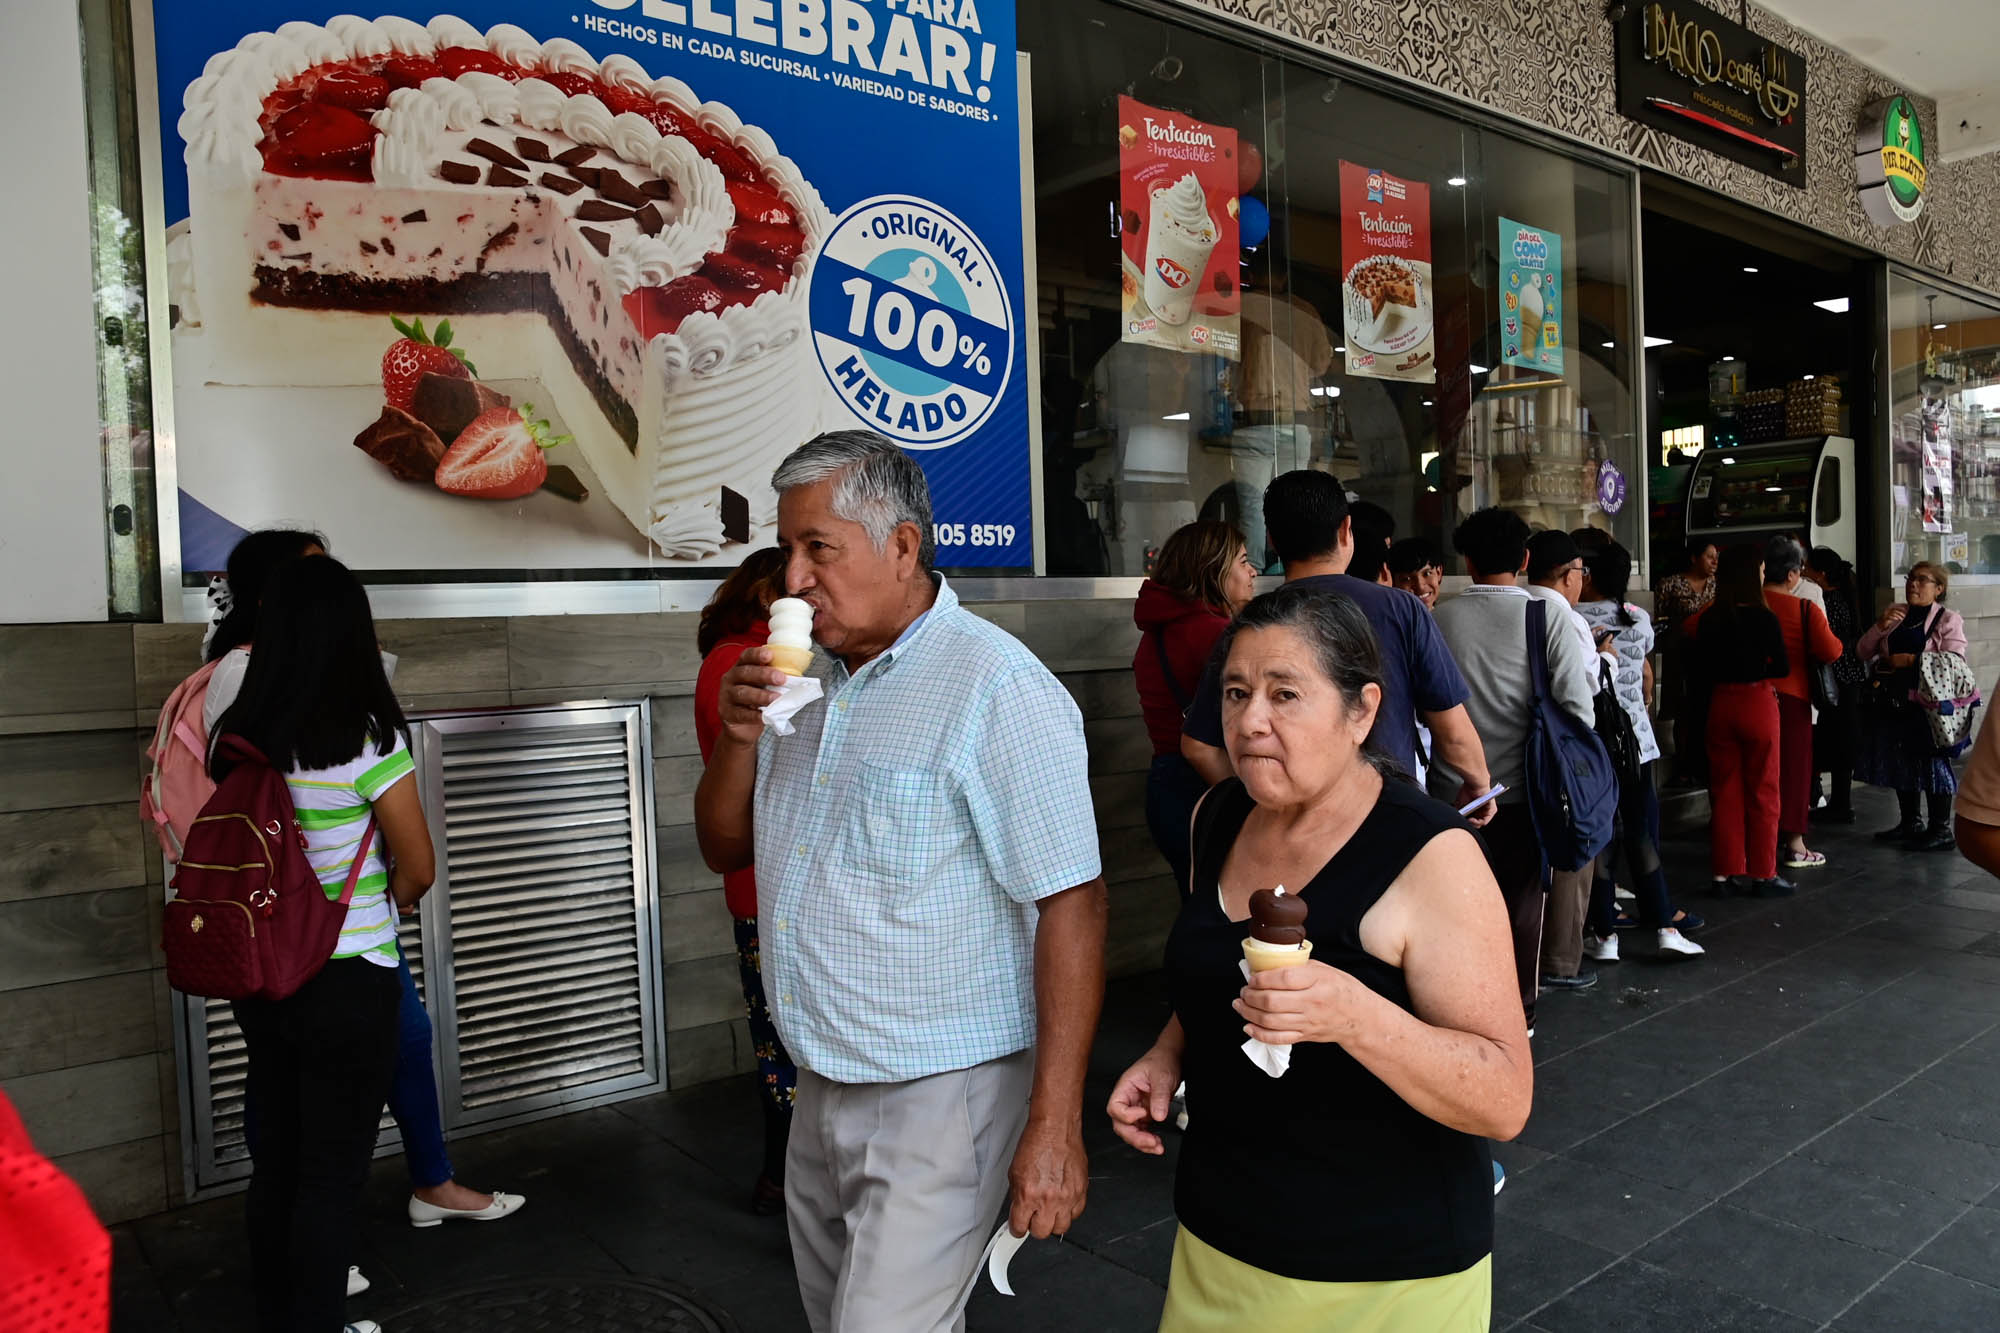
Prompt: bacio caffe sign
<box><xmin>1615</xmin><ymin>1</ymin><xmax>1806</xmax><ymax>183</ymax></box>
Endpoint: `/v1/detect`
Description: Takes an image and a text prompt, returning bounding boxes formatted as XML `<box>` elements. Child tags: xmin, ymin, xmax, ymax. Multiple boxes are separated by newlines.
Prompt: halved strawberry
<box><xmin>622</xmin><ymin>276</ymin><xmax>726</xmax><ymax>339</ymax></box>
<box><xmin>598</xmin><ymin>84</ymin><xmax>652</xmax><ymax>116</ymax></box>
<box><xmin>641</xmin><ymin>104</ymin><xmax>696</xmax><ymax>138</ymax></box>
<box><xmin>702</xmin><ymin>253</ymin><xmax>787</xmax><ymax>297</ymax></box>
<box><xmin>725</xmin><ymin>180</ymin><xmax>794</xmax><ymax>228</ymax></box>
<box><xmin>438</xmin><ymin>47</ymin><xmax>521</xmax><ymax>80</ymax></box>
<box><xmin>728</xmin><ymin>222</ymin><xmax>807</xmax><ymax>268</ymax></box>
<box><xmin>692</xmin><ymin>134</ymin><xmax>760</xmax><ymax>184</ymax></box>
<box><xmin>381</xmin><ymin>317</ymin><xmax>476</xmax><ymax>412</ymax></box>
<box><xmin>540</xmin><ymin>71</ymin><xmax>600</xmax><ymax>99</ymax></box>
<box><xmin>312</xmin><ymin>69</ymin><xmax>390</xmax><ymax>112</ymax></box>
<box><xmin>434</xmin><ymin>402</ymin><xmax>569</xmax><ymax>500</ymax></box>
<box><xmin>263</xmin><ymin>103</ymin><xmax>377</xmax><ymax>180</ymax></box>
<box><xmin>382</xmin><ymin>55</ymin><xmax>445</xmax><ymax>89</ymax></box>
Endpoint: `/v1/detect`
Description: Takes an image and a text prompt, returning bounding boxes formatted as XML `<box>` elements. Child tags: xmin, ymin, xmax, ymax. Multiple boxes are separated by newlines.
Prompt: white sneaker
<box><xmin>1657</xmin><ymin>927</ymin><xmax>1705</xmax><ymax>957</ymax></box>
<box><xmin>1613</xmin><ymin>884</ymin><xmax>1635</xmax><ymax>902</ymax></box>
<box><xmin>1586</xmin><ymin>933</ymin><xmax>1620</xmax><ymax>963</ymax></box>
<box><xmin>344</xmin><ymin>1322</ymin><xmax>381</xmax><ymax>1333</ymax></box>
<box><xmin>347</xmin><ymin>1266</ymin><xmax>369</xmax><ymax>1298</ymax></box>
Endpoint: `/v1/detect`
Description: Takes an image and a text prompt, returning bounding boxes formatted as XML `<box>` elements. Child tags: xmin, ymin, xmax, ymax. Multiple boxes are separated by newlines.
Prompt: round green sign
<box><xmin>1885</xmin><ymin>96</ymin><xmax>1925</xmax><ymax>210</ymax></box>
<box><xmin>1858</xmin><ymin>94</ymin><xmax>1928</xmax><ymax>226</ymax></box>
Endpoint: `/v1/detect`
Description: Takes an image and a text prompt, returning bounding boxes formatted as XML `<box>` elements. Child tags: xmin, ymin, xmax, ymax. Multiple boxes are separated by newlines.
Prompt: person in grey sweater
<box><xmin>1430</xmin><ymin>508</ymin><xmax>1595</xmax><ymax>1030</ymax></box>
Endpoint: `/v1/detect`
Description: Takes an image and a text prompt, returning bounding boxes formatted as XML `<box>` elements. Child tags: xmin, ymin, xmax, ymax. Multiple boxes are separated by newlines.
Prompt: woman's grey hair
<box><xmin>1762</xmin><ymin>534</ymin><xmax>1804</xmax><ymax>583</ymax></box>
<box><xmin>771</xmin><ymin>430</ymin><xmax>935</xmax><ymax>570</ymax></box>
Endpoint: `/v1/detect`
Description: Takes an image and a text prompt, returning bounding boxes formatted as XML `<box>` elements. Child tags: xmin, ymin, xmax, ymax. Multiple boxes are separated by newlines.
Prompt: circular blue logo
<box><xmin>808</xmin><ymin>196</ymin><xmax>1014</xmax><ymax>451</ymax></box>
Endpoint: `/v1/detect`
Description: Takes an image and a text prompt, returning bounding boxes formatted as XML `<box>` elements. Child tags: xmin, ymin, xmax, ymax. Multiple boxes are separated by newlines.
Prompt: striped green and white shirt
<box><xmin>288</xmin><ymin>736</ymin><xmax>415</xmax><ymax>967</ymax></box>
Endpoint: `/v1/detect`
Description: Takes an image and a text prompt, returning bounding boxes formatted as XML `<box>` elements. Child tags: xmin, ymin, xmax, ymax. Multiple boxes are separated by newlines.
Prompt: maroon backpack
<box><xmin>163</xmin><ymin>735</ymin><xmax>376</xmax><ymax>1002</ymax></box>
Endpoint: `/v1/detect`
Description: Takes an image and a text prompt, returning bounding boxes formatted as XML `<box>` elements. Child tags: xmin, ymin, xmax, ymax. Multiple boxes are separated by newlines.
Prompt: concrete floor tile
<box><xmin>1532</xmin><ymin>1257</ymin><xmax>1816</xmax><ymax>1333</ymax></box>
<box><xmin>1726</xmin><ymin>1154</ymin><xmax>1966</xmax><ymax>1255</ymax></box>
<box><xmin>964</xmin><ymin>1235</ymin><xmax>1167</xmax><ymax>1331</ymax></box>
<box><xmin>1638</xmin><ymin>1203</ymin><xmax>1898</xmax><ymax>1322</ymax></box>
<box><xmin>1491</xmin><ymin>1219</ymin><xmax>1619</xmax><ymax>1323</ymax></box>
<box><xmin>1829</xmin><ymin>1261</ymin><xmax>2000</xmax><ymax>1332</ymax></box>
<box><xmin>1493</xmin><ymin>1157</ymin><xmax>1702</xmax><ymax>1255</ymax></box>
<box><xmin>1868</xmin><ymin>1075</ymin><xmax>2000</xmax><ymax>1147</ymax></box>
<box><xmin>1799</xmin><ymin>1115</ymin><xmax>2000</xmax><ymax>1202</ymax></box>
<box><xmin>1911</xmin><ymin>1203</ymin><xmax>2000</xmax><ymax>1286</ymax></box>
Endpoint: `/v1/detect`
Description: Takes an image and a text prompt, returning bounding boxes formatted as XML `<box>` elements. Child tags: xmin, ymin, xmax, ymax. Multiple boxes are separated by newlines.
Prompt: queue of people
<box><xmin>157</xmin><ymin>435</ymin><xmax>1989</xmax><ymax>1333</ymax></box>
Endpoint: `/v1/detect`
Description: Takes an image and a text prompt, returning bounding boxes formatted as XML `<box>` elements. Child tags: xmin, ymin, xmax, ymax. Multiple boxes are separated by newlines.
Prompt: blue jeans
<box><xmin>1145</xmin><ymin>753</ymin><xmax>1210</xmax><ymax>896</ymax></box>
<box><xmin>391</xmin><ymin>953</ymin><xmax>453</xmax><ymax>1189</ymax></box>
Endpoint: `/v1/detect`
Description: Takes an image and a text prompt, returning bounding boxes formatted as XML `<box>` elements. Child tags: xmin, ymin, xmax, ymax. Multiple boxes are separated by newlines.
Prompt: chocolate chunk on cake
<box><xmin>411</xmin><ymin>372</ymin><xmax>512</xmax><ymax>445</ymax></box>
<box><xmin>354</xmin><ymin>405</ymin><xmax>446</xmax><ymax>482</ymax></box>
<box><xmin>720</xmin><ymin>485</ymin><xmax>751</xmax><ymax>544</ymax></box>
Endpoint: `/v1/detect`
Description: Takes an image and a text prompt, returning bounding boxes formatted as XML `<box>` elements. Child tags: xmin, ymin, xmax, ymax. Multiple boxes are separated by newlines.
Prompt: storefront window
<box><xmin>1020</xmin><ymin>0</ymin><xmax>1639</xmax><ymax>578</ymax></box>
<box><xmin>1890</xmin><ymin>271</ymin><xmax>2000</xmax><ymax>578</ymax></box>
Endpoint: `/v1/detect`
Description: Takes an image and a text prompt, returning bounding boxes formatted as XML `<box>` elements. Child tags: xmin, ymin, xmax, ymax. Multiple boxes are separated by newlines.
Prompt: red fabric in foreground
<box><xmin>696</xmin><ymin>623</ymin><xmax>771</xmax><ymax>919</ymax></box>
<box><xmin>0</xmin><ymin>1091</ymin><xmax>111</xmax><ymax>1333</ymax></box>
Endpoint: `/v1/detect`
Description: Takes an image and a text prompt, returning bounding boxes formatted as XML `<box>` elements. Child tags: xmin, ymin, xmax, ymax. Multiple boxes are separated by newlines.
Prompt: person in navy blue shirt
<box><xmin>1181</xmin><ymin>472</ymin><xmax>1496</xmax><ymax>826</ymax></box>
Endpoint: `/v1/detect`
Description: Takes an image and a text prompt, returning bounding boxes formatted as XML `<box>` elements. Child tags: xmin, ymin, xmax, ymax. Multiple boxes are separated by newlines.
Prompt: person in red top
<box><xmin>694</xmin><ymin>547</ymin><xmax>796</xmax><ymax>1217</ymax></box>
<box><xmin>1759</xmin><ymin>536</ymin><xmax>1844</xmax><ymax>871</ymax></box>
<box><xmin>1134</xmin><ymin>521</ymin><xmax>1257</xmax><ymax>893</ymax></box>
<box><xmin>0</xmin><ymin>1091</ymin><xmax>110</xmax><ymax>1333</ymax></box>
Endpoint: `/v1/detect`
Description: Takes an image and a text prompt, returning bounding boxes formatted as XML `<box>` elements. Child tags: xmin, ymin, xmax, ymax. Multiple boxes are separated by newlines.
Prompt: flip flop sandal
<box><xmin>1782</xmin><ymin>850</ymin><xmax>1827</xmax><ymax>870</ymax></box>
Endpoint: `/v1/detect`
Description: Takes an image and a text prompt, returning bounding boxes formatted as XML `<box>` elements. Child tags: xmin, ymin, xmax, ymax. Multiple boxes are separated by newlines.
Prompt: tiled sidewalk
<box><xmin>112</xmin><ymin>786</ymin><xmax>2000</xmax><ymax>1331</ymax></box>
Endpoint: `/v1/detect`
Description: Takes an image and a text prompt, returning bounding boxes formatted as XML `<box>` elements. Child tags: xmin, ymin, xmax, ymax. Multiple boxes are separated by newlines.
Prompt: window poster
<box><xmin>1499</xmin><ymin>218</ymin><xmax>1563</xmax><ymax>375</ymax></box>
<box><xmin>1921</xmin><ymin>392</ymin><xmax>1954</xmax><ymax>534</ymax></box>
<box><xmin>151</xmin><ymin>3</ymin><xmax>1030</xmax><ymax>576</ymax></box>
<box><xmin>1338</xmin><ymin>162</ymin><xmax>1434</xmax><ymax>383</ymax></box>
<box><xmin>1117</xmin><ymin>96</ymin><xmax>1241</xmax><ymax>359</ymax></box>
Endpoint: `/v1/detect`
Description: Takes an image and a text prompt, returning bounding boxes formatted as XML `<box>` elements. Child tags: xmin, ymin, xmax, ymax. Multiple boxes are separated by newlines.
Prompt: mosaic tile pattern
<box><xmin>1183</xmin><ymin>0</ymin><xmax>2000</xmax><ymax>295</ymax></box>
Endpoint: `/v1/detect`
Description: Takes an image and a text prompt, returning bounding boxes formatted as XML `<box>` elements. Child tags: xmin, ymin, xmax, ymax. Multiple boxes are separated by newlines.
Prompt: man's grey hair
<box><xmin>772</xmin><ymin>430</ymin><xmax>935</xmax><ymax>570</ymax></box>
<box><xmin>1763</xmin><ymin>533</ymin><xmax>1804</xmax><ymax>583</ymax></box>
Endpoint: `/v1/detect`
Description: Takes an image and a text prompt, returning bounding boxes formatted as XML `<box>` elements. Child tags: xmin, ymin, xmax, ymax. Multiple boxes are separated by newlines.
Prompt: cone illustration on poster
<box><xmin>154</xmin><ymin>6</ymin><xmax>1031</xmax><ymax>573</ymax></box>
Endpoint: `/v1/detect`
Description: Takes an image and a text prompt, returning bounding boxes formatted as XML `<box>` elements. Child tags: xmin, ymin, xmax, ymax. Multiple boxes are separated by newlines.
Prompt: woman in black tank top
<box><xmin>1108</xmin><ymin>585</ymin><xmax>1533</xmax><ymax>1330</ymax></box>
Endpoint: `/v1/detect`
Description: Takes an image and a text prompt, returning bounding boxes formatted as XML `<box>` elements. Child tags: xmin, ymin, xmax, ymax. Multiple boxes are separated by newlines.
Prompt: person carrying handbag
<box><xmin>1857</xmin><ymin>562</ymin><xmax>1970</xmax><ymax>851</ymax></box>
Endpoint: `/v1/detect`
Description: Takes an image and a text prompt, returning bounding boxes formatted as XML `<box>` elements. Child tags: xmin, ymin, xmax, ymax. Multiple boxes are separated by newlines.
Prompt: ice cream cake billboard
<box><xmin>1116</xmin><ymin>96</ymin><xmax>1241</xmax><ymax>360</ymax></box>
<box><xmin>1338</xmin><ymin>161</ymin><xmax>1434</xmax><ymax>385</ymax></box>
<box><xmin>151</xmin><ymin>4</ymin><xmax>1031</xmax><ymax>577</ymax></box>
<box><xmin>1499</xmin><ymin>218</ymin><xmax>1563</xmax><ymax>376</ymax></box>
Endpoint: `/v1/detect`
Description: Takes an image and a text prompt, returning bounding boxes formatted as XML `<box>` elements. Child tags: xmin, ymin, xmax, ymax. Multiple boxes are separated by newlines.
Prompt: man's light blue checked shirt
<box><xmin>753</xmin><ymin>575</ymin><xmax>1101</xmax><ymax>1084</ymax></box>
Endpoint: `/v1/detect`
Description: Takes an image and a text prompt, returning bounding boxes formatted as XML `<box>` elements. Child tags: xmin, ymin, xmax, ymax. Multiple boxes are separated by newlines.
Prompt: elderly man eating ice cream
<box><xmin>695</xmin><ymin>430</ymin><xmax>1108</xmax><ymax>1333</ymax></box>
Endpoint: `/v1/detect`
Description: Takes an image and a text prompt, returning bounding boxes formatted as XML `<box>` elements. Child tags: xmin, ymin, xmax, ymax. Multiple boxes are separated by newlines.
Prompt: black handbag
<box><xmin>1593</xmin><ymin>658</ymin><xmax>1644</xmax><ymax>788</ymax></box>
<box><xmin>1802</xmin><ymin>600</ymin><xmax>1841</xmax><ymax>712</ymax></box>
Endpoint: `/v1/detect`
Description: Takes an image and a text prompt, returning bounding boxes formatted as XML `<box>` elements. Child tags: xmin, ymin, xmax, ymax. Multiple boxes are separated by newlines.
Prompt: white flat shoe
<box><xmin>345</xmin><ymin>1322</ymin><xmax>381</xmax><ymax>1333</ymax></box>
<box><xmin>347</xmin><ymin>1265</ymin><xmax>369</xmax><ymax>1297</ymax></box>
<box><xmin>408</xmin><ymin>1190</ymin><xmax>527</xmax><ymax>1228</ymax></box>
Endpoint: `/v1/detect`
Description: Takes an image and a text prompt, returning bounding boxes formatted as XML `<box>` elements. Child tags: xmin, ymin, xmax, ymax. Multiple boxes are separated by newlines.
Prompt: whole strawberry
<box><xmin>434</xmin><ymin>401</ymin><xmax>571</xmax><ymax>500</ymax></box>
<box><xmin>382</xmin><ymin>317</ymin><xmax>475</xmax><ymax>411</ymax></box>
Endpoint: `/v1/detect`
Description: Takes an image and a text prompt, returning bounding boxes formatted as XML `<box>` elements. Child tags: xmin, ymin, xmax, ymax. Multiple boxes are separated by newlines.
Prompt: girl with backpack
<box><xmin>211</xmin><ymin>554</ymin><xmax>435</xmax><ymax>1333</ymax></box>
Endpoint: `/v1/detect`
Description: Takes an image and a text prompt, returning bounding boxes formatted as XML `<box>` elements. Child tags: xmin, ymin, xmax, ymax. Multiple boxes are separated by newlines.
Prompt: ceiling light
<box><xmin>1469</xmin><ymin>364</ymin><xmax>1489</xmax><ymax>374</ymax></box>
<box><xmin>1334</xmin><ymin>345</ymin><xmax>1346</xmax><ymax>353</ymax></box>
<box><xmin>1803</xmin><ymin>374</ymin><xmax>1815</xmax><ymax>381</ymax></box>
<box><xmin>1326</xmin><ymin>386</ymin><xmax>1340</xmax><ymax>398</ymax></box>
<box><xmin>1447</xmin><ymin>176</ymin><xmax>1468</xmax><ymax>187</ymax></box>
<box><xmin>1162</xmin><ymin>411</ymin><xmax>1190</xmax><ymax>421</ymax></box>
<box><xmin>1643</xmin><ymin>336</ymin><xmax>1671</xmax><ymax>349</ymax></box>
<box><xmin>1743</xmin><ymin>266</ymin><xmax>1759</xmax><ymax>273</ymax></box>
<box><xmin>1722</xmin><ymin>458</ymin><xmax>1737</xmax><ymax>465</ymax></box>
<box><xmin>1722</xmin><ymin>355</ymin><xmax>1736</xmax><ymax>362</ymax></box>
<box><xmin>1814</xmin><ymin>297</ymin><xmax>1850</xmax><ymax>314</ymax></box>
<box><xmin>1764</xmin><ymin>485</ymin><xmax>1782</xmax><ymax>492</ymax></box>
<box><xmin>1601</xmin><ymin>341</ymin><xmax>1615</xmax><ymax>349</ymax></box>
<box><xmin>1935</xmin><ymin>322</ymin><xmax>1949</xmax><ymax>330</ymax></box>
<box><xmin>1309</xmin><ymin>386</ymin><xmax>1327</xmax><ymax>397</ymax></box>
<box><xmin>1422</xmin><ymin>399</ymin><xmax>1434</xmax><ymax>407</ymax></box>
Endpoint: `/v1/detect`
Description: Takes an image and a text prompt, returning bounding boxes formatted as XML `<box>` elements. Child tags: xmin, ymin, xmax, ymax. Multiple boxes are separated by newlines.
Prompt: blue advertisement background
<box><xmin>152</xmin><ymin>2</ymin><xmax>1032</xmax><ymax>569</ymax></box>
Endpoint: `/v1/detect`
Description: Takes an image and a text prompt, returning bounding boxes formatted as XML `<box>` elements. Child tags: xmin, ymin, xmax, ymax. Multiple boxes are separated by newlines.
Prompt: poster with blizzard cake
<box><xmin>153</xmin><ymin>5</ymin><xmax>1029</xmax><ymax>577</ymax></box>
<box><xmin>1499</xmin><ymin>218</ymin><xmax>1563</xmax><ymax>375</ymax></box>
<box><xmin>1117</xmin><ymin>96</ymin><xmax>1240</xmax><ymax>359</ymax></box>
<box><xmin>1338</xmin><ymin>162</ymin><xmax>1434</xmax><ymax>384</ymax></box>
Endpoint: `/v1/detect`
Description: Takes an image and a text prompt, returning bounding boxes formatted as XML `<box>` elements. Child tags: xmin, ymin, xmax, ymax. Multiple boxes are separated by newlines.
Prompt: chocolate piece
<box><xmin>598</xmin><ymin>171</ymin><xmax>648</xmax><ymax>208</ymax></box>
<box><xmin>1213</xmin><ymin>272</ymin><xmax>1234</xmax><ymax>296</ymax></box>
<box><xmin>640</xmin><ymin>177</ymin><xmax>674</xmax><ymax>200</ymax></box>
<box><xmin>567</xmin><ymin>165</ymin><xmax>605</xmax><ymax>190</ymax></box>
<box><xmin>411</xmin><ymin>372</ymin><xmax>511</xmax><ymax>444</ymax></box>
<box><xmin>279</xmin><ymin>252</ymin><xmax>311</xmax><ymax>263</ymax></box>
<box><xmin>720</xmin><ymin>486</ymin><xmax>751</xmax><ymax>543</ymax></box>
<box><xmin>1248</xmin><ymin>887</ymin><xmax>1309</xmax><ymax>946</ymax></box>
<box><xmin>576</xmin><ymin>200</ymin><xmax>634</xmax><ymax>222</ymax></box>
<box><xmin>380</xmin><ymin>237</ymin><xmax>396</xmax><ymax>256</ymax></box>
<box><xmin>631</xmin><ymin>203</ymin><xmax>664</xmax><ymax>236</ymax></box>
<box><xmin>439</xmin><ymin>160</ymin><xmax>480</xmax><ymax>184</ymax></box>
<box><xmin>278</xmin><ymin>222</ymin><xmax>301</xmax><ymax>242</ymax></box>
<box><xmin>465</xmin><ymin>137</ymin><xmax>525</xmax><ymax>170</ymax></box>
<box><xmin>538</xmin><ymin>172</ymin><xmax>585</xmax><ymax>195</ymax></box>
<box><xmin>541</xmin><ymin>464</ymin><xmax>590</xmax><ymax>504</ymax></box>
<box><xmin>401</xmin><ymin>208</ymin><xmax>428</xmax><ymax>224</ymax></box>
<box><xmin>354</xmin><ymin>405</ymin><xmax>446</xmax><ymax>482</ymax></box>
<box><xmin>487</xmin><ymin>165</ymin><xmax>529</xmax><ymax>188</ymax></box>
<box><xmin>514</xmin><ymin>136</ymin><xmax>551</xmax><ymax>162</ymax></box>
<box><xmin>579</xmin><ymin>227</ymin><xmax>611</xmax><ymax>257</ymax></box>
<box><xmin>554</xmin><ymin>144</ymin><xmax>595</xmax><ymax>167</ymax></box>
<box><xmin>358</xmin><ymin>240</ymin><xmax>379</xmax><ymax>254</ymax></box>
<box><xmin>478</xmin><ymin>222</ymin><xmax>520</xmax><ymax>264</ymax></box>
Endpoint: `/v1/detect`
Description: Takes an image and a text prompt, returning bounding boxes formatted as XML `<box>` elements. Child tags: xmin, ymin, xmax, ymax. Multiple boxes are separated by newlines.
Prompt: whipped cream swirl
<box><xmin>1155</xmin><ymin>173</ymin><xmax>1214</xmax><ymax>238</ymax></box>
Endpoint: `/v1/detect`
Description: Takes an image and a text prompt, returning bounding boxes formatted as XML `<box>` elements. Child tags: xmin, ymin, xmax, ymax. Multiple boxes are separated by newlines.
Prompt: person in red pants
<box><xmin>1686</xmin><ymin>545</ymin><xmax>1793</xmax><ymax>897</ymax></box>
<box><xmin>1761</xmin><ymin>536</ymin><xmax>1843</xmax><ymax>871</ymax></box>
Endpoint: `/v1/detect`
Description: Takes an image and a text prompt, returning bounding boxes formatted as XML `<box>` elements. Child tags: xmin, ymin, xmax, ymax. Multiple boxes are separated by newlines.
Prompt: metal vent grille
<box><xmin>175</xmin><ymin>701</ymin><xmax>663</xmax><ymax>1196</ymax></box>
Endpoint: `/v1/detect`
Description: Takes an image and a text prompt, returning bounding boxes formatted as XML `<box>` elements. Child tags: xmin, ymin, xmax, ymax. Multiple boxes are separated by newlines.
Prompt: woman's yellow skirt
<box><xmin>1158</xmin><ymin>1225</ymin><xmax>1491</xmax><ymax>1332</ymax></box>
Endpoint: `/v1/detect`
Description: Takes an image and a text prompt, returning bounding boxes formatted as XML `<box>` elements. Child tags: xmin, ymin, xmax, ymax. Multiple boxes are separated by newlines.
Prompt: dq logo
<box><xmin>1154</xmin><ymin>256</ymin><xmax>1193</xmax><ymax>289</ymax></box>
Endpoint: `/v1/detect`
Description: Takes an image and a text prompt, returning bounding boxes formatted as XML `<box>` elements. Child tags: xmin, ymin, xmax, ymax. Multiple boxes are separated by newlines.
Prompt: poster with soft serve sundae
<box><xmin>1117</xmin><ymin>96</ymin><xmax>1241</xmax><ymax>359</ymax></box>
<box><xmin>154</xmin><ymin>4</ymin><xmax>1032</xmax><ymax>576</ymax></box>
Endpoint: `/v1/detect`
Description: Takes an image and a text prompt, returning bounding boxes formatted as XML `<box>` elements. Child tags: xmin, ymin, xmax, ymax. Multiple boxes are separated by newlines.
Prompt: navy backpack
<box><xmin>1523</xmin><ymin>599</ymin><xmax>1618</xmax><ymax>872</ymax></box>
